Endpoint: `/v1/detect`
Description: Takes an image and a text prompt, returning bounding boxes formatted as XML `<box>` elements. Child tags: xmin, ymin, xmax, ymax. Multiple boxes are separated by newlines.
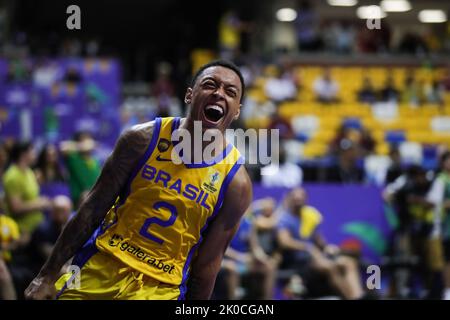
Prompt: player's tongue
<box><xmin>204</xmin><ymin>105</ymin><xmax>224</xmax><ymax>123</ymax></box>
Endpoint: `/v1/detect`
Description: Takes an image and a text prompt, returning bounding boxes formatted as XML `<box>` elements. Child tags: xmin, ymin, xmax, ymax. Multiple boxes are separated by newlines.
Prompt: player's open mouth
<box><xmin>203</xmin><ymin>104</ymin><xmax>225</xmax><ymax>124</ymax></box>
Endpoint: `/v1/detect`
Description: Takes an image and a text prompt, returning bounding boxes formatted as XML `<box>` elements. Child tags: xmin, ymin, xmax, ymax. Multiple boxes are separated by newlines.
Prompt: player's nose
<box><xmin>212</xmin><ymin>86</ymin><xmax>226</xmax><ymax>100</ymax></box>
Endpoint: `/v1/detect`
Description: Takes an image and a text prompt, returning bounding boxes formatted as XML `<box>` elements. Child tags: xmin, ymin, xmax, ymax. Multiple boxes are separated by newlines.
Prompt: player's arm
<box><xmin>186</xmin><ymin>166</ymin><xmax>252</xmax><ymax>300</ymax></box>
<box><xmin>24</xmin><ymin>123</ymin><xmax>154</xmax><ymax>300</ymax></box>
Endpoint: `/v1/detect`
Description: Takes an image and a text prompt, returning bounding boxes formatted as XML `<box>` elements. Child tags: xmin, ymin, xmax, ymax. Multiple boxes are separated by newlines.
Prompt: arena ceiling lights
<box><xmin>276</xmin><ymin>8</ymin><xmax>297</xmax><ymax>22</ymax></box>
<box><xmin>418</xmin><ymin>9</ymin><xmax>447</xmax><ymax>23</ymax></box>
<box><xmin>356</xmin><ymin>5</ymin><xmax>387</xmax><ymax>19</ymax></box>
<box><xmin>380</xmin><ymin>0</ymin><xmax>411</xmax><ymax>13</ymax></box>
<box><xmin>327</xmin><ymin>0</ymin><xmax>358</xmax><ymax>6</ymax></box>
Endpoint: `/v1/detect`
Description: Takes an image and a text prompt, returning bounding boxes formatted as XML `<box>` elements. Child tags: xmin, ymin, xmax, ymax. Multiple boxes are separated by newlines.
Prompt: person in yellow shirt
<box><xmin>0</xmin><ymin>213</ymin><xmax>20</xmax><ymax>299</ymax></box>
<box><xmin>277</xmin><ymin>187</ymin><xmax>365</xmax><ymax>299</ymax></box>
<box><xmin>2</xmin><ymin>141</ymin><xmax>52</xmax><ymax>236</ymax></box>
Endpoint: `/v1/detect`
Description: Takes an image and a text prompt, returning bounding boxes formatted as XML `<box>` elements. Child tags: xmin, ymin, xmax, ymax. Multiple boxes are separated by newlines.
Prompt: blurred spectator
<box><xmin>335</xmin><ymin>23</ymin><xmax>355</xmax><ymax>54</ymax></box>
<box><xmin>0</xmin><ymin>213</ymin><xmax>20</xmax><ymax>300</ymax></box>
<box><xmin>152</xmin><ymin>62</ymin><xmax>175</xmax><ymax>98</ymax></box>
<box><xmin>85</xmin><ymin>38</ymin><xmax>100</xmax><ymax>57</ymax></box>
<box><xmin>402</xmin><ymin>73</ymin><xmax>423</xmax><ymax>107</ymax></box>
<box><xmin>427</xmin><ymin>152</ymin><xmax>450</xmax><ymax>300</ymax></box>
<box><xmin>219</xmin><ymin>10</ymin><xmax>243</xmax><ymax>60</ymax></box>
<box><xmin>294</xmin><ymin>1</ymin><xmax>322</xmax><ymax>52</ymax></box>
<box><xmin>359</xmin><ymin>128</ymin><xmax>376</xmax><ymax>156</ymax></box>
<box><xmin>330</xmin><ymin>122</ymin><xmax>374</xmax><ymax>157</ymax></box>
<box><xmin>252</xmin><ymin>198</ymin><xmax>280</xmax><ymax>262</ymax></box>
<box><xmin>63</xmin><ymin>67</ymin><xmax>82</xmax><ymax>86</ymax></box>
<box><xmin>6</xmin><ymin>57</ymin><xmax>32</xmax><ymax>83</ymax></box>
<box><xmin>385</xmin><ymin>147</ymin><xmax>404</xmax><ymax>185</ymax></box>
<box><xmin>0</xmin><ymin>142</ymin><xmax>9</xmax><ymax>196</ymax></box>
<box><xmin>151</xmin><ymin>62</ymin><xmax>179</xmax><ymax>118</ymax></box>
<box><xmin>276</xmin><ymin>188</ymin><xmax>365</xmax><ymax>299</ymax></box>
<box><xmin>313</xmin><ymin>68</ymin><xmax>339</xmax><ymax>104</ymax></box>
<box><xmin>27</xmin><ymin>195</ymin><xmax>73</xmax><ymax>276</ymax></box>
<box><xmin>356</xmin><ymin>23</ymin><xmax>391</xmax><ymax>54</ymax></box>
<box><xmin>261</xmin><ymin>143</ymin><xmax>303</xmax><ymax>188</ymax></box>
<box><xmin>326</xmin><ymin>139</ymin><xmax>364</xmax><ymax>184</ymax></box>
<box><xmin>325</xmin><ymin>22</ymin><xmax>355</xmax><ymax>54</ymax></box>
<box><xmin>329</xmin><ymin>124</ymin><xmax>351</xmax><ymax>156</ymax></box>
<box><xmin>380</xmin><ymin>75</ymin><xmax>400</xmax><ymax>103</ymax></box>
<box><xmin>441</xmin><ymin>68</ymin><xmax>450</xmax><ymax>91</ymax></box>
<box><xmin>34</xmin><ymin>144</ymin><xmax>67</xmax><ymax>185</ymax></box>
<box><xmin>60</xmin><ymin>132</ymin><xmax>101</xmax><ymax>207</ymax></box>
<box><xmin>264</xmin><ymin>67</ymin><xmax>298</xmax><ymax>104</ymax></box>
<box><xmin>32</xmin><ymin>59</ymin><xmax>61</xmax><ymax>89</ymax></box>
<box><xmin>239</xmin><ymin>63</ymin><xmax>258</xmax><ymax>89</ymax></box>
<box><xmin>2</xmin><ymin>141</ymin><xmax>52</xmax><ymax>236</ymax></box>
<box><xmin>219</xmin><ymin>211</ymin><xmax>277</xmax><ymax>299</ymax></box>
<box><xmin>424</xmin><ymin>80</ymin><xmax>445</xmax><ymax>106</ymax></box>
<box><xmin>385</xmin><ymin>165</ymin><xmax>438</xmax><ymax>298</ymax></box>
<box><xmin>267</xmin><ymin>109</ymin><xmax>295</xmax><ymax>140</ymax></box>
<box><xmin>357</xmin><ymin>77</ymin><xmax>377</xmax><ymax>104</ymax></box>
<box><xmin>60</xmin><ymin>38</ymin><xmax>82</xmax><ymax>57</ymax></box>
<box><xmin>398</xmin><ymin>33</ymin><xmax>427</xmax><ymax>55</ymax></box>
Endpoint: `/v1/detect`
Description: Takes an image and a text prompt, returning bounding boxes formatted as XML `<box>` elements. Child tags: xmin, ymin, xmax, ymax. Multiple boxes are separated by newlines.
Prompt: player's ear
<box><xmin>184</xmin><ymin>88</ymin><xmax>193</xmax><ymax>105</ymax></box>
<box><xmin>234</xmin><ymin>104</ymin><xmax>241</xmax><ymax>120</ymax></box>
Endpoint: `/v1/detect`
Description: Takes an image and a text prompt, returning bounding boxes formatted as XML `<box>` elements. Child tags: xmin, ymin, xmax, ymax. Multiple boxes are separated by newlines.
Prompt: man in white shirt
<box><xmin>313</xmin><ymin>68</ymin><xmax>339</xmax><ymax>104</ymax></box>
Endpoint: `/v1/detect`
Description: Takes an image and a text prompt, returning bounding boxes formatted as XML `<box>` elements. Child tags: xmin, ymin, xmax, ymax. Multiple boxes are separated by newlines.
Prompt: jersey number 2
<box><xmin>139</xmin><ymin>201</ymin><xmax>178</xmax><ymax>245</ymax></box>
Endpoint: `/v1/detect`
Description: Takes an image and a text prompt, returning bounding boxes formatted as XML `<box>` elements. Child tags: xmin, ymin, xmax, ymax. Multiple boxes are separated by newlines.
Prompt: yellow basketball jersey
<box><xmin>93</xmin><ymin>117</ymin><xmax>243</xmax><ymax>297</ymax></box>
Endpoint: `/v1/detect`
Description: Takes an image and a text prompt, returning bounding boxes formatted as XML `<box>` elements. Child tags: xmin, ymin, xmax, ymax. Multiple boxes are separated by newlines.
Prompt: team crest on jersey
<box><xmin>157</xmin><ymin>138</ymin><xmax>171</xmax><ymax>152</ymax></box>
<box><xmin>202</xmin><ymin>169</ymin><xmax>221</xmax><ymax>193</ymax></box>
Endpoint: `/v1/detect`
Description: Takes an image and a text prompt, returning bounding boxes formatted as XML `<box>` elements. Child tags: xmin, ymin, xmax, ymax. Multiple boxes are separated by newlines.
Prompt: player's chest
<box><xmin>131</xmin><ymin>162</ymin><xmax>225</xmax><ymax>211</ymax></box>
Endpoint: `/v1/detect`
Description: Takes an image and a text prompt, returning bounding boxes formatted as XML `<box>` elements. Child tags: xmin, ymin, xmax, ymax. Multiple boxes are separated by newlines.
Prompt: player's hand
<box><xmin>24</xmin><ymin>275</ymin><xmax>56</xmax><ymax>300</ymax></box>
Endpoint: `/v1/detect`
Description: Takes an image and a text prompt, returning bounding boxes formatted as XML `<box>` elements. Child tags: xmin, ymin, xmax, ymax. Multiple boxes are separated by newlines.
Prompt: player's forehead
<box><xmin>196</xmin><ymin>66</ymin><xmax>241</xmax><ymax>90</ymax></box>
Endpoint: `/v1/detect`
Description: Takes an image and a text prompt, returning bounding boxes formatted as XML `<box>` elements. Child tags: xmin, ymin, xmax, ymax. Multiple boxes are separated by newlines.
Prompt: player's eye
<box><xmin>227</xmin><ymin>89</ymin><xmax>237</xmax><ymax>98</ymax></box>
<box><xmin>203</xmin><ymin>81</ymin><xmax>216</xmax><ymax>89</ymax></box>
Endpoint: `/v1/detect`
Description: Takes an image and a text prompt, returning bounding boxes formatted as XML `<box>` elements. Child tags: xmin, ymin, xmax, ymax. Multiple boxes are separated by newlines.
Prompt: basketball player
<box><xmin>24</xmin><ymin>60</ymin><xmax>252</xmax><ymax>300</ymax></box>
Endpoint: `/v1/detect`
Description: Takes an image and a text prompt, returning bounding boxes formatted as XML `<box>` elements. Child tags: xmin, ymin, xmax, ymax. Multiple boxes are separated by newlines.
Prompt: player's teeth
<box><xmin>206</xmin><ymin>105</ymin><xmax>223</xmax><ymax>114</ymax></box>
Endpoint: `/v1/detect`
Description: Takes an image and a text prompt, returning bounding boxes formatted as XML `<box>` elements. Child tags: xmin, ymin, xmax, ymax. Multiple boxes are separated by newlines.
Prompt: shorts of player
<box><xmin>55</xmin><ymin>251</ymin><xmax>181</xmax><ymax>300</ymax></box>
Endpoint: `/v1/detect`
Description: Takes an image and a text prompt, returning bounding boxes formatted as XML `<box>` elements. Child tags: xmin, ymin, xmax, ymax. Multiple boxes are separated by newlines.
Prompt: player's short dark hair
<box><xmin>190</xmin><ymin>60</ymin><xmax>245</xmax><ymax>102</ymax></box>
<box><xmin>10</xmin><ymin>141</ymin><xmax>33</xmax><ymax>163</ymax></box>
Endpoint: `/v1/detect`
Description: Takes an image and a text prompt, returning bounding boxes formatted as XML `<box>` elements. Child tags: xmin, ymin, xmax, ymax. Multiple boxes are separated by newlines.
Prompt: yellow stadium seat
<box><xmin>376</xmin><ymin>143</ymin><xmax>390</xmax><ymax>156</ymax></box>
<box><xmin>302</xmin><ymin>143</ymin><xmax>328</xmax><ymax>158</ymax></box>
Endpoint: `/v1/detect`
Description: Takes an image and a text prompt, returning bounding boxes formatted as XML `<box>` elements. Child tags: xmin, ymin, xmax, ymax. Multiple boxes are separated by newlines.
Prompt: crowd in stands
<box><xmin>0</xmin><ymin>134</ymin><xmax>100</xmax><ymax>300</ymax></box>
<box><xmin>1</xmin><ymin>129</ymin><xmax>449</xmax><ymax>300</ymax></box>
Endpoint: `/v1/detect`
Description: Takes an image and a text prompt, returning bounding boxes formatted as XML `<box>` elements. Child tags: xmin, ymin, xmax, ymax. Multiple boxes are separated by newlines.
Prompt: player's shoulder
<box><xmin>118</xmin><ymin>120</ymin><xmax>159</xmax><ymax>146</ymax></box>
<box><xmin>124</xmin><ymin>117</ymin><xmax>182</xmax><ymax>140</ymax></box>
<box><xmin>127</xmin><ymin>120</ymin><xmax>157</xmax><ymax>137</ymax></box>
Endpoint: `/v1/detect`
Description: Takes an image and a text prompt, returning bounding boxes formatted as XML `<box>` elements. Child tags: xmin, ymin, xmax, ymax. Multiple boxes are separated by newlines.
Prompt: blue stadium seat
<box><xmin>385</xmin><ymin>131</ymin><xmax>406</xmax><ymax>144</ymax></box>
<box><xmin>342</xmin><ymin>117</ymin><xmax>362</xmax><ymax>130</ymax></box>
